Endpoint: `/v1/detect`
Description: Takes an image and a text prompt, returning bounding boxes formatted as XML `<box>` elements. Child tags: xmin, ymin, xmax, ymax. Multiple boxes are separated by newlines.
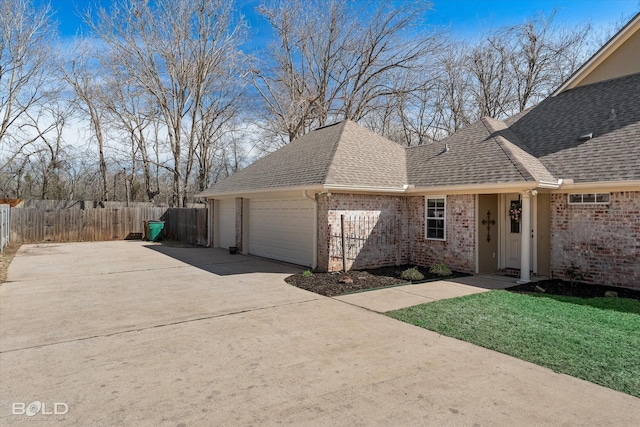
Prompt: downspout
<box><xmin>303</xmin><ymin>190</ymin><xmax>318</xmax><ymax>269</ymax></box>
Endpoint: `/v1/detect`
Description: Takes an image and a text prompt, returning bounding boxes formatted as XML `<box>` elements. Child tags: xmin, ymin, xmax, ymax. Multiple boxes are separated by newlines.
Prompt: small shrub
<box><xmin>302</xmin><ymin>270</ymin><xmax>313</xmax><ymax>278</ymax></box>
<box><xmin>565</xmin><ymin>262</ymin><xmax>587</xmax><ymax>285</ymax></box>
<box><xmin>401</xmin><ymin>267</ymin><xmax>425</xmax><ymax>281</ymax></box>
<box><xmin>429</xmin><ymin>262</ymin><xmax>452</xmax><ymax>277</ymax></box>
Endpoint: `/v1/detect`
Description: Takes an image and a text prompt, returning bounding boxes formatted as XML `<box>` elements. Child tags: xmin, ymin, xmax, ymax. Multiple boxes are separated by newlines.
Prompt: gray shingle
<box><xmin>506</xmin><ymin>73</ymin><xmax>640</xmax><ymax>183</ymax></box>
<box><xmin>200</xmin><ymin>73</ymin><xmax>639</xmax><ymax>197</ymax></box>
<box><xmin>406</xmin><ymin>119</ymin><xmax>536</xmax><ymax>187</ymax></box>
<box><xmin>198</xmin><ymin>120</ymin><xmax>407</xmax><ymax>196</ymax></box>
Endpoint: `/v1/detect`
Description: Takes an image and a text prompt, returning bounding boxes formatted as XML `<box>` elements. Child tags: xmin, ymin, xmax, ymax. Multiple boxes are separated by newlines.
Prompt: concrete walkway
<box><xmin>1</xmin><ymin>242</ymin><xmax>638</xmax><ymax>426</ymax></box>
<box><xmin>334</xmin><ymin>275</ymin><xmax>518</xmax><ymax>312</ymax></box>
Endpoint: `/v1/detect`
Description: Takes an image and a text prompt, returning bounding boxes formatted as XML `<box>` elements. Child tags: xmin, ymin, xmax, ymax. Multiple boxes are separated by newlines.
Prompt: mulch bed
<box><xmin>286</xmin><ymin>264</ymin><xmax>640</xmax><ymax>301</ymax></box>
<box><xmin>285</xmin><ymin>265</ymin><xmax>468</xmax><ymax>297</ymax></box>
<box><xmin>508</xmin><ymin>279</ymin><xmax>640</xmax><ymax>301</ymax></box>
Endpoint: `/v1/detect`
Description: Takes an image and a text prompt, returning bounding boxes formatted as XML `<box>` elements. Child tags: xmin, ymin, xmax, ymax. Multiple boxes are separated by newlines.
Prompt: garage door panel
<box><xmin>218</xmin><ymin>199</ymin><xmax>235</xmax><ymax>249</ymax></box>
<box><xmin>249</xmin><ymin>199</ymin><xmax>313</xmax><ymax>267</ymax></box>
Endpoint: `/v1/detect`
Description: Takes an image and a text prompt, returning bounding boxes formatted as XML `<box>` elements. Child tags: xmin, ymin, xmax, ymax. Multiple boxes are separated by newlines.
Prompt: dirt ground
<box><xmin>287</xmin><ymin>265</ymin><xmax>640</xmax><ymax>300</ymax></box>
<box><xmin>0</xmin><ymin>243</ymin><xmax>20</xmax><ymax>283</ymax></box>
<box><xmin>285</xmin><ymin>265</ymin><xmax>467</xmax><ymax>297</ymax></box>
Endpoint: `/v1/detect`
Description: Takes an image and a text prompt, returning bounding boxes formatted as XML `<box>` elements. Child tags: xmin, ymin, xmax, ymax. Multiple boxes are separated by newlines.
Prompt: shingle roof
<box><xmin>506</xmin><ymin>72</ymin><xmax>640</xmax><ymax>183</ymax></box>
<box><xmin>198</xmin><ymin>120</ymin><xmax>406</xmax><ymax>196</ymax></box>
<box><xmin>200</xmin><ymin>73</ymin><xmax>639</xmax><ymax>197</ymax></box>
<box><xmin>406</xmin><ymin>117</ymin><xmax>556</xmax><ymax>187</ymax></box>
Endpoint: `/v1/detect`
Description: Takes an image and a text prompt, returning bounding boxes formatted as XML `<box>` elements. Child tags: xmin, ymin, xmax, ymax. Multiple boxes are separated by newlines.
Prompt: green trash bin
<box><xmin>147</xmin><ymin>220</ymin><xmax>165</xmax><ymax>242</ymax></box>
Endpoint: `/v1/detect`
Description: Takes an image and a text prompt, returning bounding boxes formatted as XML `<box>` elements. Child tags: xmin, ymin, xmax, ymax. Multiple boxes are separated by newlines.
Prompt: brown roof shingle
<box><xmin>507</xmin><ymin>72</ymin><xmax>640</xmax><ymax>183</ymax></box>
<box><xmin>200</xmin><ymin>73</ymin><xmax>639</xmax><ymax>197</ymax></box>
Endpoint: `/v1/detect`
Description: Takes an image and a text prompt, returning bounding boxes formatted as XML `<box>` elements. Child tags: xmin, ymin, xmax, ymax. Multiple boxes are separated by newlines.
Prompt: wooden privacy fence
<box><xmin>160</xmin><ymin>208</ymin><xmax>208</xmax><ymax>246</ymax></box>
<box><xmin>10</xmin><ymin>207</ymin><xmax>207</xmax><ymax>246</ymax></box>
<box><xmin>0</xmin><ymin>204</ymin><xmax>9</xmax><ymax>252</ymax></box>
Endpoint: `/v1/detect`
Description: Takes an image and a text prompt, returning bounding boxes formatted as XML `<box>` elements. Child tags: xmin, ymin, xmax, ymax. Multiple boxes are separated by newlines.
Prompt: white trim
<box><xmin>517</xmin><ymin>191</ymin><xmax>532</xmax><ymax>284</ymax></box>
<box><xmin>532</xmin><ymin>194</ymin><xmax>538</xmax><ymax>274</ymax></box>
<box><xmin>303</xmin><ymin>190</ymin><xmax>318</xmax><ymax>269</ymax></box>
<box><xmin>242</xmin><ymin>199</ymin><xmax>250</xmax><ymax>254</ymax></box>
<box><xmin>474</xmin><ymin>194</ymin><xmax>479</xmax><ymax>274</ymax></box>
<box><xmin>212</xmin><ymin>200</ymin><xmax>220</xmax><ymax>248</ymax></box>
<box><xmin>207</xmin><ymin>200</ymin><xmax>214</xmax><ymax>247</ymax></box>
<box><xmin>555</xmin><ymin>180</ymin><xmax>640</xmax><ymax>192</ymax></box>
<box><xmin>567</xmin><ymin>193</ymin><xmax>611</xmax><ymax>205</ymax></box>
<box><xmin>552</xmin><ymin>13</ymin><xmax>640</xmax><ymax>96</ymax></box>
<box><xmin>425</xmin><ymin>196</ymin><xmax>447</xmax><ymax>241</ymax></box>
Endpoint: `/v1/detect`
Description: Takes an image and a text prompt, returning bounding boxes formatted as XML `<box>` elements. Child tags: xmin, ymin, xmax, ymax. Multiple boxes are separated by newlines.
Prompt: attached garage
<box><xmin>217</xmin><ymin>199</ymin><xmax>236</xmax><ymax>249</ymax></box>
<box><xmin>248</xmin><ymin>198</ymin><xmax>314</xmax><ymax>267</ymax></box>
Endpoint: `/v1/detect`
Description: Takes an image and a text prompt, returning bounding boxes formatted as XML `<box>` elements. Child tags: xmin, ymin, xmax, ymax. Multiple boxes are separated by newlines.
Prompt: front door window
<box><xmin>509</xmin><ymin>200</ymin><xmax>521</xmax><ymax>234</ymax></box>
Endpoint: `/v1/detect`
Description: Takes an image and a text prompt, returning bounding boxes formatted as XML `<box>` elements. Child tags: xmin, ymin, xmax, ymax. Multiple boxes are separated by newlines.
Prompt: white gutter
<box><xmin>303</xmin><ymin>190</ymin><xmax>318</xmax><ymax>269</ymax></box>
<box><xmin>196</xmin><ymin>185</ymin><xmax>325</xmax><ymax>199</ymax></box>
<box><xmin>556</xmin><ymin>180</ymin><xmax>640</xmax><ymax>192</ymax></box>
<box><xmin>322</xmin><ymin>184</ymin><xmax>411</xmax><ymax>194</ymax></box>
<box><xmin>538</xmin><ymin>179</ymin><xmax>564</xmax><ymax>189</ymax></box>
<box><xmin>405</xmin><ymin>181</ymin><xmax>538</xmax><ymax>195</ymax></box>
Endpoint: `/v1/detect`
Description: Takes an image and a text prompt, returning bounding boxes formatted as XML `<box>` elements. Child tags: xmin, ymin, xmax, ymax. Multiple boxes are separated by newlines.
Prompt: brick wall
<box><xmin>550</xmin><ymin>191</ymin><xmax>640</xmax><ymax>289</ymax></box>
<box><xmin>316</xmin><ymin>193</ymin><xmax>410</xmax><ymax>271</ymax></box>
<box><xmin>408</xmin><ymin>194</ymin><xmax>476</xmax><ymax>274</ymax></box>
<box><xmin>317</xmin><ymin>193</ymin><xmax>476</xmax><ymax>273</ymax></box>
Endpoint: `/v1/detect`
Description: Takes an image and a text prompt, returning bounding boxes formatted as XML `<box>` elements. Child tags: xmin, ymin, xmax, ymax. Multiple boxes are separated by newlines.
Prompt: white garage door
<box><xmin>249</xmin><ymin>198</ymin><xmax>314</xmax><ymax>267</ymax></box>
<box><xmin>218</xmin><ymin>199</ymin><xmax>236</xmax><ymax>249</ymax></box>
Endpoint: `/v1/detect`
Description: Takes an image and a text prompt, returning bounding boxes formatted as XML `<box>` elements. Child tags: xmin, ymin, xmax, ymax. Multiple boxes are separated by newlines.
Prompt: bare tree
<box><xmin>20</xmin><ymin>95</ymin><xmax>75</xmax><ymax>199</ymax></box>
<box><xmin>501</xmin><ymin>12</ymin><xmax>590</xmax><ymax>112</ymax></box>
<box><xmin>433</xmin><ymin>43</ymin><xmax>473</xmax><ymax>135</ymax></box>
<box><xmin>102</xmin><ymin>72</ymin><xmax>160</xmax><ymax>202</ymax></box>
<box><xmin>252</xmin><ymin>0</ymin><xmax>440</xmax><ymax>144</ymax></box>
<box><xmin>467</xmin><ymin>35</ymin><xmax>514</xmax><ymax>119</ymax></box>
<box><xmin>86</xmin><ymin>0</ymin><xmax>246</xmax><ymax>206</ymax></box>
<box><xmin>60</xmin><ymin>42</ymin><xmax>110</xmax><ymax>201</ymax></box>
<box><xmin>0</xmin><ymin>0</ymin><xmax>54</xmax><ymax>145</ymax></box>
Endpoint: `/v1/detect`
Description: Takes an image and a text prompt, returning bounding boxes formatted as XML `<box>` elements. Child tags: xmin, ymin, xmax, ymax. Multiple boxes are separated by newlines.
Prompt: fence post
<box><xmin>341</xmin><ymin>214</ymin><xmax>346</xmax><ymax>271</ymax></box>
<box><xmin>0</xmin><ymin>205</ymin><xmax>9</xmax><ymax>252</ymax></box>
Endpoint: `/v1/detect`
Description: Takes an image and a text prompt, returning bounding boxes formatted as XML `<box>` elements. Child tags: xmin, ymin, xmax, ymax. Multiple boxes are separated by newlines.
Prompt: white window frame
<box><xmin>425</xmin><ymin>196</ymin><xmax>446</xmax><ymax>241</ymax></box>
<box><xmin>568</xmin><ymin>193</ymin><xmax>610</xmax><ymax>205</ymax></box>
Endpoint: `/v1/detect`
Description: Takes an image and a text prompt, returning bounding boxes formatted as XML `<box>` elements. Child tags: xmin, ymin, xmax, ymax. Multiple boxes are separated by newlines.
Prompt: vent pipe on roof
<box><xmin>608</xmin><ymin>109</ymin><xmax>617</xmax><ymax>120</ymax></box>
<box><xmin>443</xmin><ymin>143</ymin><xmax>450</xmax><ymax>153</ymax></box>
<box><xmin>578</xmin><ymin>132</ymin><xmax>593</xmax><ymax>141</ymax></box>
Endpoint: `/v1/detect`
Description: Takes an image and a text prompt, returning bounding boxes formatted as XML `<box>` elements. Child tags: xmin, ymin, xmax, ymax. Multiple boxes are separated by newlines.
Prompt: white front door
<box><xmin>504</xmin><ymin>194</ymin><xmax>521</xmax><ymax>269</ymax></box>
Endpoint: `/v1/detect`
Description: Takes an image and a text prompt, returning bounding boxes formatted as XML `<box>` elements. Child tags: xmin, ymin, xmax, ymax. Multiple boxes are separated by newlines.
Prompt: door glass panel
<box><xmin>510</xmin><ymin>200</ymin><xmax>520</xmax><ymax>234</ymax></box>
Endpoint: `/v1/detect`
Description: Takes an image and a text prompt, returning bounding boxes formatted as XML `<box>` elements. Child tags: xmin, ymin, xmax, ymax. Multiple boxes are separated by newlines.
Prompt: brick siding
<box><xmin>408</xmin><ymin>195</ymin><xmax>476</xmax><ymax>274</ymax></box>
<box><xmin>316</xmin><ymin>193</ymin><xmax>476</xmax><ymax>274</ymax></box>
<box><xmin>317</xmin><ymin>193</ymin><xmax>410</xmax><ymax>271</ymax></box>
<box><xmin>550</xmin><ymin>191</ymin><xmax>640</xmax><ymax>289</ymax></box>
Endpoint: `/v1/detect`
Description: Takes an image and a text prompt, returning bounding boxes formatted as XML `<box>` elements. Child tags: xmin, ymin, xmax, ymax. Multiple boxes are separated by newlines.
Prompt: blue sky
<box><xmin>45</xmin><ymin>0</ymin><xmax>639</xmax><ymax>43</ymax></box>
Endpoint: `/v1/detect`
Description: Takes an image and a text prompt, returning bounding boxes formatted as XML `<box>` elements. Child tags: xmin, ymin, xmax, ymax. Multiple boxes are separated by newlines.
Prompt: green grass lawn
<box><xmin>386</xmin><ymin>291</ymin><xmax>640</xmax><ymax>397</ymax></box>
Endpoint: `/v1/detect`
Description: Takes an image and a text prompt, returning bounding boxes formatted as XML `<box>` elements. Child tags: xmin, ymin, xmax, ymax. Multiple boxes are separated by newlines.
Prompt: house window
<box><xmin>425</xmin><ymin>196</ymin><xmax>446</xmax><ymax>240</ymax></box>
<box><xmin>568</xmin><ymin>193</ymin><xmax>610</xmax><ymax>205</ymax></box>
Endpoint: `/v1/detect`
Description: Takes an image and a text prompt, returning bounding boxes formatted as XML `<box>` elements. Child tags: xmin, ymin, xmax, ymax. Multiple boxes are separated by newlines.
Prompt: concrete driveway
<box><xmin>1</xmin><ymin>242</ymin><xmax>638</xmax><ymax>426</ymax></box>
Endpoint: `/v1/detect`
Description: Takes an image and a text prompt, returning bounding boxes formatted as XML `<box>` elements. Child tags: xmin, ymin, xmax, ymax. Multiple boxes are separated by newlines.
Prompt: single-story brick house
<box><xmin>198</xmin><ymin>14</ymin><xmax>640</xmax><ymax>289</ymax></box>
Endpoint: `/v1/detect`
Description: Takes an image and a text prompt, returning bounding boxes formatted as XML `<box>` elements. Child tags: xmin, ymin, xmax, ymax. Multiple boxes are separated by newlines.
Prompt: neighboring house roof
<box><xmin>198</xmin><ymin>120</ymin><xmax>406</xmax><ymax>197</ymax></box>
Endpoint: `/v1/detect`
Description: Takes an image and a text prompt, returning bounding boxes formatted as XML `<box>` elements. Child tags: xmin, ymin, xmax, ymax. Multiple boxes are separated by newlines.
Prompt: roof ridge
<box><xmin>322</xmin><ymin>121</ymin><xmax>349</xmax><ymax>183</ymax></box>
<box><xmin>481</xmin><ymin>117</ymin><xmax>535</xmax><ymax>182</ymax></box>
<box><xmin>482</xmin><ymin>117</ymin><xmax>557</xmax><ymax>183</ymax></box>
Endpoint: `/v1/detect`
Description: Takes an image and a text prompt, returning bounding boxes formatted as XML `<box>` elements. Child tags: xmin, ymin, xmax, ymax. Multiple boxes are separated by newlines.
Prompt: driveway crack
<box><xmin>0</xmin><ymin>298</ymin><xmax>321</xmax><ymax>354</ymax></box>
